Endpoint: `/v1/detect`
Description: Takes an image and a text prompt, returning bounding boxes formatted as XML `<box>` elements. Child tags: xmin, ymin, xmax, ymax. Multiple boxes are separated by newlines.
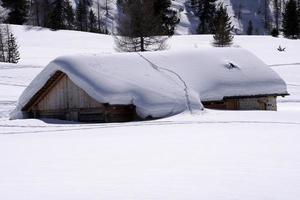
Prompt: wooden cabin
<box><xmin>12</xmin><ymin>49</ymin><xmax>288</xmax><ymax>123</ymax></box>
<box><xmin>22</xmin><ymin>71</ymin><xmax>140</xmax><ymax>123</ymax></box>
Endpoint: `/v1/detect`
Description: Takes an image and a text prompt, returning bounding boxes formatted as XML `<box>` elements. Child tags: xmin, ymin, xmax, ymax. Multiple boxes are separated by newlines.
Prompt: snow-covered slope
<box><xmin>81</xmin><ymin>0</ymin><xmax>283</xmax><ymax>35</ymax></box>
<box><xmin>1</xmin><ymin>25</ymin><xmax>300</xmax><ymax>199</ymax></box>
<box><xmin>12</xmin><ymin>25</ymin><xmax>300</xmax><ymax>66</ymax></box>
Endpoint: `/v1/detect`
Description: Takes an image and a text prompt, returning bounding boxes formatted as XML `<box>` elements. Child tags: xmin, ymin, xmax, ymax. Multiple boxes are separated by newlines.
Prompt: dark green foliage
<box><xmin>213</xmin><ymin>4</ymin><xmax>234</xmax><ymax>47</ymax></box>
<box><xmin>195</xmin><ymin>0</ymin><xmax>217</xmax><ymax>34</ymax></box>
<box><xmin>88</xmin><ymin>9</ymin><xmax>97</xmax><ymax>32</ymax></box>
<box><xmin>75</xmin><ymin>0</ymin><xmax>89</xmax><ymax>31</ymax></box>
<box><xmin>65</xmin><ymin>0</ymin><xmax>75</xmax><ymax>29</ymax></box>
<box><xmin>271</xmin><ymin>28</ymin><xmax>279</xmax><ymax>37</ymax></box>
<box><xmin>153</xmin><ymin>0</ymin><xmax>179</xmax><ymax>36</ymax></box>
<box><xmin>116</xmin><ymin>0</ymin><xmax>168</xmax><ymax>52</ymax></box>
<box><xmin>0</xmin><ymin>30</ymin><xmax>5</xmax><ymax>62</ymax></box>
<box><xmin>0</xmin><ymin>25</ymin><xmax>20</xmax><ymax>63</ymax></box>
<box><xmin>7</xmin><ymin>33</ymin><xmax>20</xmax><ymax>63</ymax></box>
<box><xmin>282</xmin><ymin>0</ymin><xmax>299</xmax><ymax>39</ymax></box>
<box><xmin>2</xmin><ymin>0</ymin><xmax>28</xmax><ymax>24</ymax></box>
<box><xmin>48</xmin><ymin>0</ymin><xmax>66</xmax><ymax>30</ymax></box>
<box><xmin>47</xmin><ymin>0</ymin><xmax>76</xmax><ymax>30</ymax></box>
<box><xmin>247</xmin><ymin>20</ymin><xmax>253</xmax><ymax>35</ymax></box>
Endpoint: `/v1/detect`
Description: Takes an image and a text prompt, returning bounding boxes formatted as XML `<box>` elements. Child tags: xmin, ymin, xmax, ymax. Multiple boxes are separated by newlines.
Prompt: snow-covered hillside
<box><xmin>82</xmin><ymin>0</ymin><xmax>284</xmax><ymax>35</ymax></box>
<box><xmin>12</xmin><ymin>25</ymin><xmax>300</xmax><ymax>66</ymax></box>
<box><xmin>1</xmin><ymin>26</ymin><xmax>300</xmax><ymax>199</ymax></box>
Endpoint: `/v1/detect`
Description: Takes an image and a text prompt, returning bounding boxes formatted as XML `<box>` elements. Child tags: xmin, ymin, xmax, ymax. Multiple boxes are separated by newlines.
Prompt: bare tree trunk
<box><xmin>35</xmin><ymin>1</ymin><xmax>40</xmax><ymax>26</ymax></box>
<box><xmin>0</xmin><ymin>28</ymin><xmax>6</xmax><ymax>62</ymax></box>
<box><xmin>264</xmin><ymin>0</ymin><xmax>270</xmax><ymax>32</ymax></box>
<box><xmin>274</xmin><ymin>0</ymin><xmax>279</xmax><ymax>31</ymax></box>
<box><xmin>140</xmin><ymin>37</ymin><xmax>145</xmax><ymax>52</ymax></box>
<box><xmin>105</xmin><ymin>0</ymin><xmax>109</xmax><ymax>34</ymax></box>
<box><xmin>97</xmin><ymin>0</ymin><xmax>101</xmax><ymax>32</ymax></box>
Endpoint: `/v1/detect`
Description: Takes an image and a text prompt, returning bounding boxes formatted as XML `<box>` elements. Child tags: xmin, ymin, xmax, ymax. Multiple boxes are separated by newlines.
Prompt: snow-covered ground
<box><xmin>0</xmin><ymin>26</ymin><xmax>300</xmax><ymax>199</ymax></box>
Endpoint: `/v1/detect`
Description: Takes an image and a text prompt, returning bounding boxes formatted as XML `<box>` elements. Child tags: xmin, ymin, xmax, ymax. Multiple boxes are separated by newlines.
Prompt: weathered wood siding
<box><xmin>36</xmin><ymin>74</ymin><xmax>103</xmax><ymax>110</ymax></box>
<box><xmin>28</xmin><ymin>73</ymin><xmax>137</xmax><ymax>123</ymax></box>
<box><xmin>203</xmin><ymin>96</ymin><xmax>277</xmax><ymax>111</ymax></box>
<box><xmin>238</xmin><ymin>96</ymin><xmax>277</xmax><ymax>111</ymax></box>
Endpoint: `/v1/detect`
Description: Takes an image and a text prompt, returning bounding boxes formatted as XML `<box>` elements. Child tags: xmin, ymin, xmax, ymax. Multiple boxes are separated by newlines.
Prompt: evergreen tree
<box><xmin>0</xmin><ymin>0</ymin><xmax>8</xmax><ymax>23</ymax></box>
<box><xmin>115</xmin><ymin>0</ymin><xmax>168</xmax><ymax>52</ymax></box>
<box><xmin>41</xmin><ymin>0</ymin><xmax>51</xmax><ymax>27</ymax></box>
<box><xmin>196</xmin><ymin>0</ymin><xmax>217</xmax><ymax>34</ymax></box>
<box><xmin>0</xmin><ymin>25</ymin><xmax>20</xmax><ymax>63</ymax></box>
<box><xmin>271</xmin><ymin>28</ymin><xmax>279</xmax><ymax>37</ymax></box>
<box><xmin>7</xmin><ymin>32</ymin><xmax>20</xmax><ymax>63</ymax></box>
<box><xmin>75</xmin><ymin>0</ymin><xmax>89</xmax><ymax>31</ymax></box>
<box><xmin>88</xmin><ymin>9</ymin><xmax>97</xmax><ymax>32</ymax></box>
<box><xmin>153</xmin><ymin>0</ymin><xmax>179</xmax><ymax>36</ymax></box>
<box><xmin>2</xmin><ymin>0</ymin><xmax>28</xmax><ymax>24</ymax></box>
<box><xmin>48</xmin><ymin>0</ymin><xmax>66</xmax><ymax>30</ymax></box>
<box><xmin>65</xmin><ymin>0</ymin><xmax>75</xmax><ymax>29</ymax></box>
<box><xmin>0</xmin><ymin>27</ymin><xmax>6</xmax><ymax>62</ymax></box>
<box><xmin>298</xmin><ymin>5</ymin><xmax>300</xmax><ymax>33</ymax></box>
<box><xmin>247</xmin><ymin>20</ymin><xmax>253</xmax><ymax>35</ymax></box>
<box><xmin>273</xmin><ymin>0</ymin><xmax>280</xmax><ymax>32</ymax></box>
<box><xmin>213</xmin><ymin>4</ymin><xmax>234</xmax><ymax>47</ymax></box>
<box><xmin>282</xmin><ymin>0</ymin><xmax>299</xmax><ymax>39</ymax></box>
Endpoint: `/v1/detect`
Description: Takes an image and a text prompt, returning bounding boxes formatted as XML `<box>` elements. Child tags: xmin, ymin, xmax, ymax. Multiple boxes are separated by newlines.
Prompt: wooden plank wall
<box><xmin>36</xmin><ymin>74</ymin><xmax>104</xmax><ymax>111</ymax></box>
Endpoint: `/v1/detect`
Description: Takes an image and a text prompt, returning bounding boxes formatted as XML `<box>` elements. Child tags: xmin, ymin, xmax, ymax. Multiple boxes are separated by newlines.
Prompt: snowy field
<box><xmin>0</xmin><ymin>26</ymin><xmax>300</xmax><ymax>199</ymax></box>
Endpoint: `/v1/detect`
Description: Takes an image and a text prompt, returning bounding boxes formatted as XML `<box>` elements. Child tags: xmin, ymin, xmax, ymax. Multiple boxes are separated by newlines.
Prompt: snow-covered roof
<box><xmin>11</xmin><ymin>48</ymin><xmax>288</xmax><ymax>120</ymax></box>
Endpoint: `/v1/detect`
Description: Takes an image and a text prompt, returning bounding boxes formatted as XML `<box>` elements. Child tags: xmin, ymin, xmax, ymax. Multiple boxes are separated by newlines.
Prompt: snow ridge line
<box><xmin>136</xmin><ymin>53</ymin><xmax>193</xmax><ymax>113</ymax></box>
<box><xmin>269</xmin><ymin>63</ymin><xmax>300</xmax><ymax>67</ymax></box>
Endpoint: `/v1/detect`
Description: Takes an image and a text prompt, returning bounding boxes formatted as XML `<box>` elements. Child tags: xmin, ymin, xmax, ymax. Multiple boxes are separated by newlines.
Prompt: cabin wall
<box><xmin>29</xmin><ymin>74</ymin><xmax>138</xmax><ymax>123</ymax></box>
<box><xmin>238</xmin><ymin>96</ymin><xmax>277</xmax><ymax>111</ymax></box>
<box><xmin>203</xmin><ymin>96</ymin><xmax>277</xmax><ymax>111</ymax></box>
<box><xmin>36</xmin><ymin>74</ymin><xmax>104</xmax><ymax>111</ymax></box>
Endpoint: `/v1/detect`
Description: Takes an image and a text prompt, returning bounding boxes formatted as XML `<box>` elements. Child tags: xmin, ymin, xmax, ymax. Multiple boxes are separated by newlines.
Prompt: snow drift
<box><xmin>11</xmin><ymin>48</ymin><xmax>288</xmax><ymax>120</ymax></box>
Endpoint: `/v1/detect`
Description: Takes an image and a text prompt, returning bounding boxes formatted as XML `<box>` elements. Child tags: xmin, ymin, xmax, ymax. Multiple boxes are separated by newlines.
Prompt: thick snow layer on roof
<box><xmin>11</xmin><ymin>48</ymin><xmax>287</xmax><ymax>120</ymax></box>
<box><xmin>144</xmin><ymin>48</ymin><xmax>288</xmax><ymax>101</ymax></box>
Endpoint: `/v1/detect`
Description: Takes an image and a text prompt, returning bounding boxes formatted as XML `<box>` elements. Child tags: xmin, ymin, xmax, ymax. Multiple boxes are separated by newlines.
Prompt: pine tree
<box><xmin>153</xmin><ymin>0</ymin><xmax>179</xmax><ymax>36</ymax></box>
<box><xmin>75</xmin><ymin>0</ymin><xmax>89</xmax><ymax>31</ymax></box>
<box><xmin>41</xmin><ymin>0</ymin><xmax>51</xmax><ymax>27</ymax></box>
<box><xmin>0</xmin><ymin>27</ymin><xmax>6</xmax><ymax>62</ymax></box>
<box><xmin>196</xmin><ymin>0</ymin><xmax>217</xmax><ymax>34</ymax></box>
<box><xmin>48</xmin><ymin>0</ymin><xmax>66</xmax><ymax>30</ymax></box>
<box><xmin>0</xmin><ymin>25</ymin><xmax>20</xmax><ymax>63</ymax></box>
<box><xmin>2</xmin><ymin>0</ymin><xmax>28</xmax><ymax>24</ymax></box>
<box><xmin>247</xmin><ymin>20</ymin><xmax>253</xmax><ymax>35</ymax></box>
<box><xmin>282</xmin><ymin>0</ymin><xmax>299</xmax><ymax>39</ymax></box>
<box><xmin>0</xmin><ymin>0</ymin><xmax>8</xmax><ymax>23</ymax></box>
<box><xmin>273</xmin><ymin>0</ymin><xmax>280</xmax><ymax>32</ymax></box>
<box><xmin>88</xmin><ymin>9</ymin><xmax>97</xmax><ymax>32</ymax></box>
<box><xmin>7</xmin><ymin>32</ymin><xmax>20</xmax><ymax>63</ymax></box>
<box><xmin>115</xmin><ymin>0</ymin><xmax>168</xmax><ymax>52</ymax></box>
<box><xmin>65</xmin><ymin>0</ymin><xmax>75</xmax><ymax>30</ymax></box>
<box><xmin>298</xmin><ymin>4</ymin><xmax>300</xmax><ymax>34</ymax></box>
<box><xmin>213</xmin><ymin>4</ymin><xmax>234</xmax><ymax>47</ymax></box>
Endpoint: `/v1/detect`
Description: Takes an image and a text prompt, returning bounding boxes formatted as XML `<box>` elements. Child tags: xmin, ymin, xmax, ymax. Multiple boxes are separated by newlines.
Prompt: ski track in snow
<box><xmin>1</xmin><ymin>119</ymin><xmax>300</xmax><ymax>135</ymax></box>
<box><xmin>269</xmin><ymin>63</ymin><xmax>300</xmax><ymax>67</ymax></box>
<box><xmin>136</xmin><ymin>52</ymin><xmax>194</xmax><ymax>113</ymax></box>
